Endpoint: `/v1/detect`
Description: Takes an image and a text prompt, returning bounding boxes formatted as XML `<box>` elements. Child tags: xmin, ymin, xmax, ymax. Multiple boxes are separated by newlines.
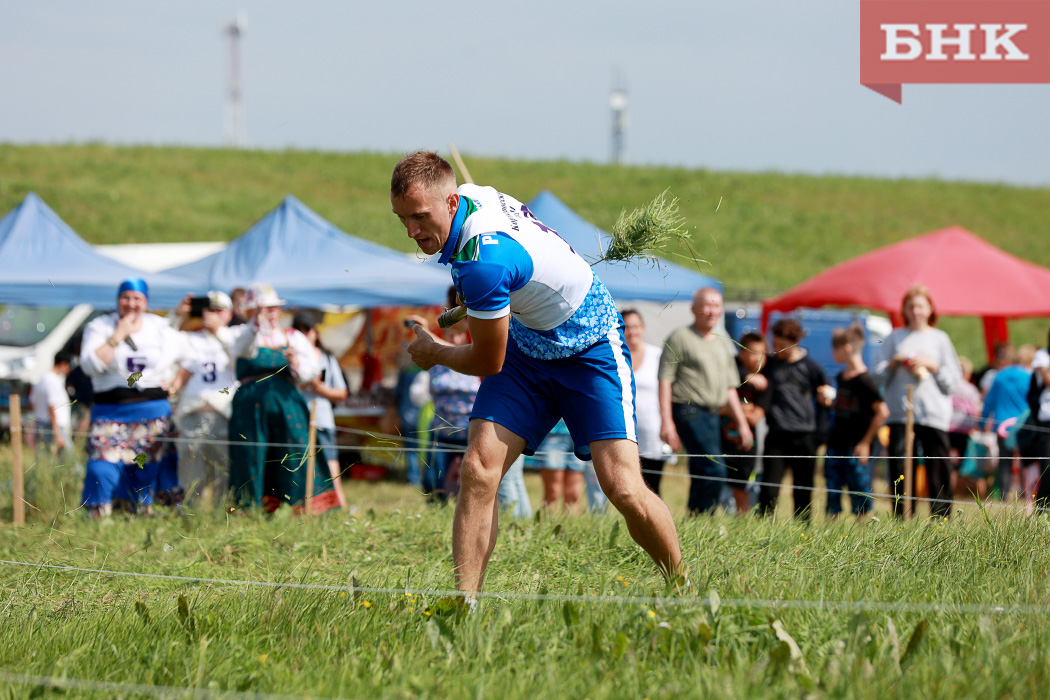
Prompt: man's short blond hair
<box><xmin>390</xmin><ymin>151</ymin><xmax>457</xmax><ymax>198</ymax></box>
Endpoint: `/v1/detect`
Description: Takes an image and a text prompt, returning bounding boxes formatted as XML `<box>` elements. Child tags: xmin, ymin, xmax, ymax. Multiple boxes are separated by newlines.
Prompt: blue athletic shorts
<box><xmin>470</xmin><ymin>324</ymin><xmax>637</xmax><ymax>461</ymax></box>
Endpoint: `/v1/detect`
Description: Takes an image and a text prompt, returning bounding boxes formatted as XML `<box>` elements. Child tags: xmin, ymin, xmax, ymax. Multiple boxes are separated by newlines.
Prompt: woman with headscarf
<box><xmin>220</xmin><ymin>284</ymin><xmax>340</xmax><ymax>514</ymax></box>
<box><xmin>80</xmin><ymin>278</ymin><xmax>184</xmax><ymax>516</ymax></box>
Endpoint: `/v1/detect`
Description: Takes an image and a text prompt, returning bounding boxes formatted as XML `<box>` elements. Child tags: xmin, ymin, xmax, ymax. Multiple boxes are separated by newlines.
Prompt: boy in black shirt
<box><xmin>760</xmin><ymin>319</ymin><xmax>831</xmax><ymax>520</ymax></box>
<box><xmin>823</xmin><ymin>324</ymin><xmax>889</xmax><ymax>518</ymax></box>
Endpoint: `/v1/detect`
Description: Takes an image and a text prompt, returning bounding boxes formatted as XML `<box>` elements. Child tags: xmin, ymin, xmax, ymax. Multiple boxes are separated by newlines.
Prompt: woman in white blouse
<box><xmin>80</xmin><ymin>278</ymin><xmax>184</xmax><ymax>516</ymax></box>
<box><xmin>622</xmin><ymin>309</ymin><xmax>671</xmax><ymax>496</ymax></box>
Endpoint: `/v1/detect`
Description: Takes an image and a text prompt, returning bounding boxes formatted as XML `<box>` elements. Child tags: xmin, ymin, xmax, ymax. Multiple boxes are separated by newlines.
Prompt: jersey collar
<box><xmin>438</xmin><ymin>195</ymin><xmax>473</xmax><ymax>265</ymax></box>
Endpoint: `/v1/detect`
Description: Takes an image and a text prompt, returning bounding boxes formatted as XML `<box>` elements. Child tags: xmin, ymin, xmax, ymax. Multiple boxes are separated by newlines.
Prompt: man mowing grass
<box><xmin>391</xmin><ymin>151</ymin><xmax>685</xmax><ymax>598</ymax></box>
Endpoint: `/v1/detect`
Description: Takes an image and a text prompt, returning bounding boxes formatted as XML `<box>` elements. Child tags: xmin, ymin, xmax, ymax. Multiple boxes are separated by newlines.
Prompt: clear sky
<box><xmin>3</xmin><ymin>1</ymin><xmax>1049</xmax><ymax>186</ymax></box>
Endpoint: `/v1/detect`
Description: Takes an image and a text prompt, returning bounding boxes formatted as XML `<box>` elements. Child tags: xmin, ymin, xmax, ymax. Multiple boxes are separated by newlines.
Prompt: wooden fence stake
<box><xmin>305</xmin><ymin>402</ymin><xmax>317</xmax><ymax>516</ymax></box>
<box><xmin>904</xmin><ymin>385</ymin><xmax>915</xmax><ymax>521</ymax></box>
<box><xmin>10</xmin><ymin>395</ymin><xmax>25</xmax><ymax>527</ymax></box>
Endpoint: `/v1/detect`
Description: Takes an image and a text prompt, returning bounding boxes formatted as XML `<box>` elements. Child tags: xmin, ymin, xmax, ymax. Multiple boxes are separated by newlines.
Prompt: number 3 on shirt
<box><xmin>202</xmin><ymin>362</ymin><xmax>217</xmax><ymax>383</ymax></box>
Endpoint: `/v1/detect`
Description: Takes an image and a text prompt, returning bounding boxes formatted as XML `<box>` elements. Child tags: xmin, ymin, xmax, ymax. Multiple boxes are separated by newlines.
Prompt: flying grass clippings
<box><xmin>603</xmin><ymin>190</ymin><xmax>689</xmax><ymax>265</ymax></box>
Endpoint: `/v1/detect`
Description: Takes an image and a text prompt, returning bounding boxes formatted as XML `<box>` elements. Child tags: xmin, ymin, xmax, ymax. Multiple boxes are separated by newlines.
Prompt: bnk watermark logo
<box><xmin>860</xmin><ymin>1</ymin><xmax>1050</xmax><ymax>102</ymax></box>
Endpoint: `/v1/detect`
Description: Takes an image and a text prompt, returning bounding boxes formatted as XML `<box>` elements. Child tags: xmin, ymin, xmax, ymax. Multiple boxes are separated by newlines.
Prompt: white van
<box><xmin>0</xmin><ymin>304</ymin><xmax>97</xmax><ymax>434</ymax></box>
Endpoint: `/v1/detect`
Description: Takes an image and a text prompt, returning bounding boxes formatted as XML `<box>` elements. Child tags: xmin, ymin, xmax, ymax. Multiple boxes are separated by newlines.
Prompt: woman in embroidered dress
<box><xmin>80</xmin><ymin>278</ymin><xmax>184</xmax><ymax>516</ymax></box>
<box><xmin>221</xmin><ymin>284</ymin><xmax>340</xmax><ymax>514</ymax></box>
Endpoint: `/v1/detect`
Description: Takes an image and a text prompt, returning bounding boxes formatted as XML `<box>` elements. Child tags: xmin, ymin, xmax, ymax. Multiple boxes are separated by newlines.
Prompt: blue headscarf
<box><xmin>117</xmin><ymin>277</ymin><xmax>149</xmax><ymax>301</ymax></box>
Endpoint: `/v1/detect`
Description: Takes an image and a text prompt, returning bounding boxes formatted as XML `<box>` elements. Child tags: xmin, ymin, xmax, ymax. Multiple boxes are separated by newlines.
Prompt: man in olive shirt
<box><xmin>659</xmin><ymin>287</ymin><xmax>753</xmax><ymax>514</ymax></box>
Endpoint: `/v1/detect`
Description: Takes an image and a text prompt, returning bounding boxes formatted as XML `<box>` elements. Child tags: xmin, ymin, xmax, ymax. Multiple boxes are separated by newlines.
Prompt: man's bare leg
<box><xmin>590</xmin><ymin>438</ymin><xmax>683</xmax><ymax>578</ymax></box>
<box><xmin>453</xmin><ymin>419</ymin><xmax>527</xmax><ymax>593</ymax></box>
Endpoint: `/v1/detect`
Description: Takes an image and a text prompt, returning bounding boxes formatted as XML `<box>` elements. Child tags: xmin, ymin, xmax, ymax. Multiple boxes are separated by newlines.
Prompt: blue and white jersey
<box><xmin>438</xmin><ymin>184</ymin><xmax>620</xmax><ymax>360</ymax></box>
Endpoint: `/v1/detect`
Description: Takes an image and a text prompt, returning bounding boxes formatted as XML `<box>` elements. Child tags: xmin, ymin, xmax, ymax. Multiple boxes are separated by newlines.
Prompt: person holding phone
<box><xmin>79</xmin><ymin>278</ymin><xmax>185</xmax><ymax>517</ymax></box>
<box><xmin>169</xmin><ymin>291</ymin><xmax>238</xmax><ymax>508</ymax></box>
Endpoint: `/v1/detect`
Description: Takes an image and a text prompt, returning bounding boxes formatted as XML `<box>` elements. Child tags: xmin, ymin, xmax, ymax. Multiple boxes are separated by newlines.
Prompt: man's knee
<box><xmin>458</xmin><ymin>452</ymin><xmax>502</xmax><ymax>495</ymax></box>
<box><xmin>604</xmin><ymin>479</ymin><xmax>648</xmax><ymax>519</ymax></box>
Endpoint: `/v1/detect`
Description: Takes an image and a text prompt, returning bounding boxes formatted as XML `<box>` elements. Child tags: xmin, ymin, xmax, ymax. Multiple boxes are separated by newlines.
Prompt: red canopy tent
<box><xmin>761</xmin><ymin>226</ymin><xmax>1050</xmax><ymax>362</ymax></box>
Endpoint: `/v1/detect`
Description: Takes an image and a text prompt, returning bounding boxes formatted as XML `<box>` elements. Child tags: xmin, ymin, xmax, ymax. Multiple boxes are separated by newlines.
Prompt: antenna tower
<box><xmin>609</xmin><ymin>73</ymin><xmax>628</xmax><ymax>165</ymax></box>
<box><xmin>224</xmin><ymin>11</ymin><xmax>247</xmax><ymax>147</ymax></box>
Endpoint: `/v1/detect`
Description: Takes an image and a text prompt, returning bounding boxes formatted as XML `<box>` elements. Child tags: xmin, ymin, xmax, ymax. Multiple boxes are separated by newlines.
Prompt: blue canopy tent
<box><xmin>525</xmin><ymin>191</ymin><xmax>720</xmax><ymax>301</ymax></box>
<box><xmin>163</xmin><ymin>195</ymin><xmax>452</xmax><ymax>308</ymax></box>
<box><xmin>0</xmin><ymin>192</ymin><xmax>198</xmax><ymax>308</ymax></box>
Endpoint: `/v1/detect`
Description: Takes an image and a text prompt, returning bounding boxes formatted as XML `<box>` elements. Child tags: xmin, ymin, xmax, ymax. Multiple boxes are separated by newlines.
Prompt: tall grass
<box><xmin>1</xmin><ymin>447</ymin><xmax>1049</xmax><ymax>698</ymax></box>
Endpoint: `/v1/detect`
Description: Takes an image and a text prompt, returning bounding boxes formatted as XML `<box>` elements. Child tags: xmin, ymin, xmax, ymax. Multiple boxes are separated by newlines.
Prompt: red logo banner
<box><xmin>860</xmin><ymin>0</ymin><xmax>1050</xmax><ymax>102</ymax></box>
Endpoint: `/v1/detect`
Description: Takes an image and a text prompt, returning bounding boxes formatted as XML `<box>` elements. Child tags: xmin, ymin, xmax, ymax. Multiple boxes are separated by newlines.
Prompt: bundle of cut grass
<box><xmin>603</xmin><ymin>189</ymin><xmax>689</xmax><ymax>264</ymax></box>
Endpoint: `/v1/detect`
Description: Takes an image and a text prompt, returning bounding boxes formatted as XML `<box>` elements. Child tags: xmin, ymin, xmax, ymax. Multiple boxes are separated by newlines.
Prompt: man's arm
<box><xmin>854</xmin><ymin>401</ymin><xmax>890</xmax><ymax>465</ymax></box>
<box><xmin>740</xmin><ymin>401</ymin><xmax>765</xmax><ymax>427</ymax></box>
<box><xmin>658</xmin><ymin>379</ymin><xmax>681</xmax><ymax>452</ymax></box>
<box><xmin>408</xmin><ymin>315</ymin><xmax>509</xmax><ymax>377</ymax></box>
<box><xmin>48</xmin><ymin>405</ymin><xmax>67</xmax><ymax>449</ymax></box>
<box><xmin>725</xmin><ymin>387</ymin><xmax>753</xmax><ymax>447</ymax></box>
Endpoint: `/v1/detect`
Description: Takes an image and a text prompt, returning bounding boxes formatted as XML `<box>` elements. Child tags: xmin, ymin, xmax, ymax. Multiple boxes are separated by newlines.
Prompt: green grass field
<box><xmin>3</xmin><ymin>146</ymin><xmax>1050</xmax><ymax>696</ymax></box>
<box><xmin>2</xmin><ymin>446</ymin><xmax>1049</xmax><ymax>699</ymax></box>
<box><xmin>2</xmin><ymin>143</ymin><xmax>1049</xmax><ymax>359</ymax></box>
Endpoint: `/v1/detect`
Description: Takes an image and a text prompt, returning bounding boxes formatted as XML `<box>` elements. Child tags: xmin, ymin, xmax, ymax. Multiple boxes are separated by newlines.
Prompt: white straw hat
<box><xmin>245</xmin><ymin>283</ymin><xmax>286</xmax><ymax>309</ymax></box>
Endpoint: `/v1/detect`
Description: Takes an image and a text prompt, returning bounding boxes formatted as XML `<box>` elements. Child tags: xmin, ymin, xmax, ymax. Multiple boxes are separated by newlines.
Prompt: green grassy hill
<box><xmin>2</xmin><ymin>143</ymin><xmax>1048</xmax><ymax>358</ymax></box>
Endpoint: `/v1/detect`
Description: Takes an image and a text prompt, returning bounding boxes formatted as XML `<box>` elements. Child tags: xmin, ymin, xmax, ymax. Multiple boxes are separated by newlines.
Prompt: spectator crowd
<box><xmin>23</xmin><ymin>278</ymin><xmax>1050</xmax><ymax>521</ymax></box>
<box><xmin>655</xmin><ymin>284</ymin><xmax>1050</xmax><ymax>519</ymax></box>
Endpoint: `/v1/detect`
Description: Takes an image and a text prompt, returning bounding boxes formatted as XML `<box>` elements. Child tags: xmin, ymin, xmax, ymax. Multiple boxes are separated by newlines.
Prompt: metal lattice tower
<box><xmin>609</xmin><ymin>73</ymin><xmax>628</xmax><ymax>165</ymax></box>
<box><xmin>223</xmin><ymin>11</ymin><xmax>247</xmax><ymax>148</ymax></box>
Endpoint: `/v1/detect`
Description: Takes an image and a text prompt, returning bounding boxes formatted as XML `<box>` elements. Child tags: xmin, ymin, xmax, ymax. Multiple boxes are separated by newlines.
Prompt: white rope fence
<box><xmin>17</xmin><ymin>430</ymin><xmax>1050</xmax><ymax>514</ymax></box>
<box><xmin>24</xmin><ymin>425</ymin><xmax>1050</xmax><ymax>460</ymax></box>
<box><xmin>638</xmin><ymin>468</ymin><xmax>1038</xmax><ymax>512</ymax></box>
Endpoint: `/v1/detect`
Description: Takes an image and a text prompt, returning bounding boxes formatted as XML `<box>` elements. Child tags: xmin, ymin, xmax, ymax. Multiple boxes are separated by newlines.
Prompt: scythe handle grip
<box><xmin>437</xmin><ymin>305</ymin><xmax>468</xmax><ymax>329</ymax></box>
